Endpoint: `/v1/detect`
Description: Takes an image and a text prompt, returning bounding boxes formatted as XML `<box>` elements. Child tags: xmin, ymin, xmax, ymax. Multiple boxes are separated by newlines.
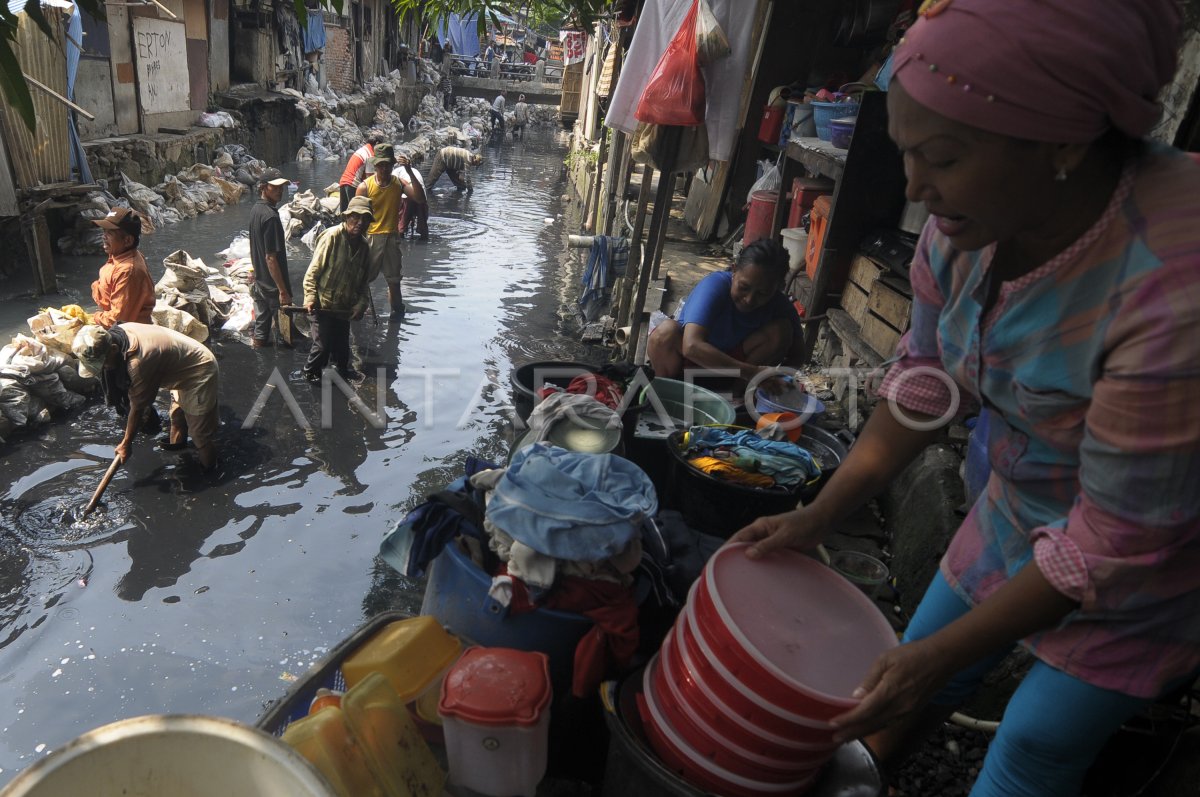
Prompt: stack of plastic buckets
<box><xmin>639</xmin><ymin>543</ymin><xmax>897</xmax><ymax>796</ymax></box>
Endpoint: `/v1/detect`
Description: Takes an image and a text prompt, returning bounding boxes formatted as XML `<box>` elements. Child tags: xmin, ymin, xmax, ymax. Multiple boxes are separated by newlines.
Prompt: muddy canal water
<box><xmin>0</xmin><ymin>128</ymin><xmax>590</xmax><ymax>781</ymax></box>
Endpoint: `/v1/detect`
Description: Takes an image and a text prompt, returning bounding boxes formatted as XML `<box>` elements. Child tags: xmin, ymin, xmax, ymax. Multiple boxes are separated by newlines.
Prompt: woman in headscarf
<box><xmin>733</xmin><ymin>1</ymin><xmax>1200</xmax><ymax>794</ymax></box>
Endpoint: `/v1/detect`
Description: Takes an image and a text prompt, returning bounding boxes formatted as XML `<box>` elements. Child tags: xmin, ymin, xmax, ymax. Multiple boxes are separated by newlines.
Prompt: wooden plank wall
<box><xmin>1</xmin><ymin>10</ymin><xmax>72</xmax><ymax>188</ymax></box>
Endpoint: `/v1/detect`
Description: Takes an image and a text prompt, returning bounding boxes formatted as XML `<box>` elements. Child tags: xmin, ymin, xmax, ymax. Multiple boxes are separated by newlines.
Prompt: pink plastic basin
<box><xmin>678</xmin><ymin>592</ymin><xmax>838</xmax><ymax>744</ymax></box>
<box><xmin>639</xmin><ymin>686</ymin><xmax>818</xmax><ymax>797</ymax></box>
<box><xmin>660</xmin><ymin>618</ymin><xmax>839</xmax><ymax>758</ymax></box>
<box><xmin>698</xmin><ymin>543</ymin><xmax>898</xmax><ymax>721</ymax></box>
<box><xmin>649</xmin><ymin>649</ymin><xmax>826</xmax><ymax>782</ymax></box>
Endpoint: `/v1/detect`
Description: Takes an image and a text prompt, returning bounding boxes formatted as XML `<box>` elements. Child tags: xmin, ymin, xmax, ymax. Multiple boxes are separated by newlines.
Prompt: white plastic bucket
<box><xmin>780</xmin><ymin>227</ymin><xmax>808</xmax><ymax>272</ymax></box>
<box><xmin>0</xmin><ymin>715</ymin><xmax>336</xmax><ymax>797</ymax></box>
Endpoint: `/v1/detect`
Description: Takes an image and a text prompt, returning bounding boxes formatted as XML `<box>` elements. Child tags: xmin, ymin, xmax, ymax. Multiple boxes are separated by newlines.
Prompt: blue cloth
<box><xmin>436</xmin><ymin>13</ymin><xmax>481</xmax><ymax>58</ymax></box>
<box><xmin>904</xmin><ymin>572</ymin><xmax>1154</xmax><ymax>797</ymax></box>
<box><xmin>676</xmin><ymin>271</ymin><xmax>795</xmax><ymax>353</ymax></box>
<box><xmin>488</xmin><ymin>444</ymin><xmax>658</xmax><ymax>561</ymax></box>
<box><xmin>302</xmin><ymin>11</ymin><xmax>326</xmax><ymax>52</ymax></box>
<box><xmin>685</xmin><ymin>426</ymin><xmax>820</xmax><ymax>486</ymax></box>
<box><xmin>378</xmin><ymin>457</ymin><xmax>496</xmax><ymax>578</ymax></box>
<box><xmin>65</xmin><ymin>7</ymin><xmax>91</xmax><ymax>184</ymax></box>
<box><xmin>579</xmin><ymin>235</ymin><xmax>629</xmax><ymax>322</ymax></box>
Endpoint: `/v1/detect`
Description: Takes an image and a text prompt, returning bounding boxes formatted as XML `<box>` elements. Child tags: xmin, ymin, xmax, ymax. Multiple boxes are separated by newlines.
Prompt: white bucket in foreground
<box><xmin>780</xmin><ymin>227</ymin><xmax>808</xmax><ymax>272</ymax></box>
<box><xmin>0</xmin><ymin>715</ymin><xmax>335</xmax><ymax>797</ymax></box>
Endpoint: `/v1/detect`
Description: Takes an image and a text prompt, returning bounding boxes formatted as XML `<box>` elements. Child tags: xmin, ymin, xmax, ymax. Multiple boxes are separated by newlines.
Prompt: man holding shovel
<box><xmin>301</xmin><ymin>196</ymin><xmax>374</xmax><ymax>384</ymax></box>
<box><xmin>72</xmin><ymin>323</ymin><xmax>220</xmax><ymax>472</ymax></box>
<box><xmin>249</xmin><ymin>168</ymin><xmax>294</xmax><ymax>348</ymax></box>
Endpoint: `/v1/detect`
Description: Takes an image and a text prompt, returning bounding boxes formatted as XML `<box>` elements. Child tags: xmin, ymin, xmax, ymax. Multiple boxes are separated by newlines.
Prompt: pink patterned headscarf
<box><xmin>892</xmin><ymin>0</ymin><xmax>1182</xmax><ymax>143</ymax></box>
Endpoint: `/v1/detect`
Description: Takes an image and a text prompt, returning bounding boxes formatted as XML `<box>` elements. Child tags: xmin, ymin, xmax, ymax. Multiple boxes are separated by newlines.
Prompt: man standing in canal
<box><xmin>301</xmin><ymin>196</ymin><xmax>374</xmax><ymax>384</ymax></box>
<box><xmin>512</xmin><ymin>93</ymin><xmax>530</xmax><ymax>140</ymax></box>
<box><xmin>338</xmin><ymin>129</ymin><xmax>383</xmax><ymax>212</ymax></box>
<box><xmin>426</xmin><ymin>145</ymin><xmax>482</xmax><ymax>193</ymax></box>
<box><xmin>248</xmin><ymin>168</ymin><xmax>293</xmax><ymax>349</ymax></box>
<box><xmin>395</xmin><ymin>153</ymin><xmax>429</xmax><ymax>241</ymax></box>
<box><xmin>489</xmin><ymin>89</ymin><xmax>507</xmax><ymax>132</ymax></box>
<box><xmin>90</xmin><ymin>207</ymin><xmax>154</xmax><ymax>328</ymax></box>
<box><xmin>356</xmin><ymin>143</ymin><xmax>406</xmax><ymax>317</ymax></box>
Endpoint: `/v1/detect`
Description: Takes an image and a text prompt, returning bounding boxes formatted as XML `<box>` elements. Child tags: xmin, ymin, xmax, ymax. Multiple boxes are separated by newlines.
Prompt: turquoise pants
<box><xmin>903</xmin><ymin>572</ymin><xmax>1154</xmax><ymax>797</ymax></box>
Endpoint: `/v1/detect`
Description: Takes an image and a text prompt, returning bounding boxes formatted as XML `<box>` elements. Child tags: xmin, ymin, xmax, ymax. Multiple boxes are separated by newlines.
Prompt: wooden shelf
<box><xmin>786</xmin><ymin>137</ymin><xmax>847</xmax><ymax>182</ymax></box>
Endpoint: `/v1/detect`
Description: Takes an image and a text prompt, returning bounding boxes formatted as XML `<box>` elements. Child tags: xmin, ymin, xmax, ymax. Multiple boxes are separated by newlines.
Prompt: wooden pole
<box><xmin>616</xmin><ymin>163</ymin><xmax>654</xmax><ymax>333</ymax></box>
<box><xmin>627</xmin><ymin>127</ymin><xmax>681</xmax><ymax>364</ymax></box>
<box><xmin>81</xmin><ymin>456</ymin><xmax>122</xmax><ymax>519</ymax></box>
<box><xmin>584</xmin><ymin>126</ymin><xmax>608</xmax><ymax>232</ymax></box>
<box><xmin>22</xmin><ymin>74</ymin><xmax>96</xmax><ymax>121</ymax></box>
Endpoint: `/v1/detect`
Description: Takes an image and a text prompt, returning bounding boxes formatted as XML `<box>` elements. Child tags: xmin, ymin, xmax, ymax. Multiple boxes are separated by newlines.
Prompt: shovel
<box><xmin>72</xmin><ymin>455</ymin><xmax>121</xmax><ymax>522</ymax></box>
<box><xmin>276</xmin><ymin>306</ymin><xmax>295</xmax><ymax>346</ymax></box>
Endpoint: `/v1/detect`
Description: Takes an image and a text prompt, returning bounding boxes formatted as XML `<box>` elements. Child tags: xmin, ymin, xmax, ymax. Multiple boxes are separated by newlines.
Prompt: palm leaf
<box><xmin>0</xmin><ymin>35</ymin><xmax>35</xmax><ymax>131</ymax></box>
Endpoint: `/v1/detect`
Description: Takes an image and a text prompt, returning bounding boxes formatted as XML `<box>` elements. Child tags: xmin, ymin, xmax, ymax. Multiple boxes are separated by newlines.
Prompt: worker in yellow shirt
<box><xmin>355</xmin><ymin>143</ymin><xmax>406</xmax><ymax>317</ymax></box>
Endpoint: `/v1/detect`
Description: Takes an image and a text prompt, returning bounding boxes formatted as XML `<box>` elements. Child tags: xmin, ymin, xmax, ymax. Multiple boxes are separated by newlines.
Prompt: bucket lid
<box><xmin>703</xmin><ymin>544</ymin><xmax>897</xmax><ymax>701</ymax></box>
<box><xmin>439</xmin><ymin>647</ymin><xmax>551</xmax><ymax>727</ymax></box>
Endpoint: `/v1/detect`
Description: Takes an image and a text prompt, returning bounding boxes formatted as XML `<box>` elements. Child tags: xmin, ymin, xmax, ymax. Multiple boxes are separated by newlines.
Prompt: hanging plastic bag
<box><xmin>635</xmin><ymin>0</ymin><xmax>706</xmax><ymax>126</ymax></box>
<box><xmin>746</xmin><ymin>157</ymin><xmax>781</xmax><ymax>205</ymax></box>
<box><xmin>694</xmin><ymin>0</ymin><xmax>731</xmax><ymax>65</ymax></box>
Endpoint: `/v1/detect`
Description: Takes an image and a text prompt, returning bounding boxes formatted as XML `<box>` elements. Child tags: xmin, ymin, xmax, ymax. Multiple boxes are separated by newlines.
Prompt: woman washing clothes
<box><xmin>647</xmin><ymin>238</ymin><xmax>799</xmax><ymax>391</ymax></box>
<box><xmin>733</xmin><ymin>2</ymin><xmax>1200</xmax><ymax>795</ymax></box>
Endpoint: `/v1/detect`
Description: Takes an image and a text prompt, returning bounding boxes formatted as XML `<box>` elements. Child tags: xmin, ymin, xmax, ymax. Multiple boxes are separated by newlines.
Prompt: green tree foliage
<box><xmin>1</xmin><ymin>0</ymin><xmax>109</xmax><ymax>132</ymax></box>
<box><xmin>388</xmin><ymin>0</ymin><xmax>609</xmax><ymax>36</ymax></box>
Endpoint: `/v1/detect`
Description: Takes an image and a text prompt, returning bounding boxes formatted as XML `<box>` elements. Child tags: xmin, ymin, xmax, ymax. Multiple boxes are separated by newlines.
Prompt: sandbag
<box><xmin>152</xmin><ymin>302</ymin><xmax>210</xmax><ymax>342</ymax></box>
<box><xmin>27</xmin><ymin>308</ymin><xmax>86</xmax><ymax>355</ymax></box>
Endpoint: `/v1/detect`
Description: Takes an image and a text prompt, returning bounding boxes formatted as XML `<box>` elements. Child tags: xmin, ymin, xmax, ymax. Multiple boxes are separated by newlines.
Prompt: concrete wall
<box><xmin>75</xmin><ymin>57</ymin><xmax>119</xmax><ymax>139</ymax></box>
<box><xmin>83</xmin><ymin>127</ymin><xmax>235</xmax><ymax>188</ymax></box>
<box><xmin>208</xmin><ymin>0</ymin><xmax>230</xmax><ymax>93</ymax></box>
<box><xmin>231</xmin><ymin>22</ymin><xmax>273</xmax><ymax>85</ymax></box>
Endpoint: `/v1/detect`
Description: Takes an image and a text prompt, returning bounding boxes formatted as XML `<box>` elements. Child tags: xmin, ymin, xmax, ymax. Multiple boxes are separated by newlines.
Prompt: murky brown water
<box><xmin>0</xmin><ymin>127</ymin><xmax>596</xmax><ymax>781</ymax></box>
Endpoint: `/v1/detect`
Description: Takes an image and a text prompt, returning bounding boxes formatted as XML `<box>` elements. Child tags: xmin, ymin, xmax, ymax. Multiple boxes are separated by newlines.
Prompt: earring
<box><xmin>1055</xmin><ymin>167</ymin><xmax>1068</xmax><ymax>182</ymax></box>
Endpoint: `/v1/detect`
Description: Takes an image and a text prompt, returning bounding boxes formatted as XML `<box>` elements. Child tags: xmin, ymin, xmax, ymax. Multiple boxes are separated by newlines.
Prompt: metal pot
<box><xmin>798</xmin><ymin>426</ymin><xmax>855</xmax><ymax>502</ymax></box>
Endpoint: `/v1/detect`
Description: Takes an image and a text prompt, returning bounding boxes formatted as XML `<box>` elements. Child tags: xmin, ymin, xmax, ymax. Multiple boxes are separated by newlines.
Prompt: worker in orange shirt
<box><xmin>91</xmin><ymin>207</ymin><xmax>155</xmax><ymax>328</ymax></box>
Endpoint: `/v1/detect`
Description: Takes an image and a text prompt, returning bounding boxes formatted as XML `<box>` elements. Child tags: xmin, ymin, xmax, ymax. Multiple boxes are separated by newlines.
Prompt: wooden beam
<box><xmin>616</xmin><ymin>163</ymin><xmax>654</xmax><ymax>332</ymax></box>
<box><xmin>628</xmin><ymin>127</ymin><xmax>681</xmax><ymax>363</ymax></box>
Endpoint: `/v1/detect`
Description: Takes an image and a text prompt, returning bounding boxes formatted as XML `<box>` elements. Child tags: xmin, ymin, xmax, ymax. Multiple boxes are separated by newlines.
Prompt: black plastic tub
<box><xmin>510</xmin><ymin>360</ymin><xmax>650</xmax><ymax>444</ymax></box>
<box><xmin>510</xmin><ymin>361</ymin><xmax>598</xmax><ymax>422</ymax></box>
<box><xmin>663</xmin><ymin>430</ymin><xmax>806</xmax><ymax>538</ymax></box>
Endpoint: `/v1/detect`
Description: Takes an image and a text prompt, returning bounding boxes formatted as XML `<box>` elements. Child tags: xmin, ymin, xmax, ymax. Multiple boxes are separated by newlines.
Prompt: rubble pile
<box><xmin>58</xmin><ymin>145</ymin><xmax>266</xmax><ymax>256</ymax></box>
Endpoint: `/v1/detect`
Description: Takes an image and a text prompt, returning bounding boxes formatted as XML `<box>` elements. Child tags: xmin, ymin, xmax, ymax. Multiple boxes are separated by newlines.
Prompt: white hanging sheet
<box><xmin>605</xmin><ymin>0</ymin><xmax>759</xmax><ymax>163</ymax></box>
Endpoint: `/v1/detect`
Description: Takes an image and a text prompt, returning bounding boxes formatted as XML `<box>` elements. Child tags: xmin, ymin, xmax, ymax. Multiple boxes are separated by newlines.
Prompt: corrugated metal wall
<box><xmin>0</xmin><ymin>8</ymin><xmax>72</xmax><ymax>188</ymax></box>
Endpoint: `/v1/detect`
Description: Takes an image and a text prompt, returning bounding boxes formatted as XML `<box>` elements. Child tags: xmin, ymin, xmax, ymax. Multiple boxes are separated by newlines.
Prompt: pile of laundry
<box><xmin>677</xmin><ymin>425</ymin><xmax>821</xmax><ymax>490</ymax></box>
<box><xmin>382</xmin><ymin>446</ymin><xmax>661</xmax><ymax>698</ymax></box>
<box><xmin>0</xmin><ymin>318</ymin><xmax>97</xmax><ymax>443</ymax></box>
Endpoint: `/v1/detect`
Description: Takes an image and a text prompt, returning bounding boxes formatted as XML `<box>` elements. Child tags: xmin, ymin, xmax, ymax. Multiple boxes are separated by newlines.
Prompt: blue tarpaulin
<box><xmin>436</xmin><ymin>13</ymin><xmax>481</xmax><ymax>58</ymax></box>
<box><xmin>65</xmin><ymin>4</ymin><xmax>92</xmax><ymax>184</ymax></box>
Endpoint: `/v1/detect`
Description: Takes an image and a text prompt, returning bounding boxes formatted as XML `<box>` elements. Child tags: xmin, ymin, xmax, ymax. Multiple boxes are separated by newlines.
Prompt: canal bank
<box><xmin>0</xmin><ymin>125</ymin><xmax>592</xmax><ymax>784</ymax></box>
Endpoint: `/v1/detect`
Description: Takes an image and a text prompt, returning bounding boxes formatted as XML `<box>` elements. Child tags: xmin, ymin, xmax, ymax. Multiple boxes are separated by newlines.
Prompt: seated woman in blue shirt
<box><xmin>647</xmin><ymin>238</ymin><xmax>798</xmax><ymax>386</ymax></box>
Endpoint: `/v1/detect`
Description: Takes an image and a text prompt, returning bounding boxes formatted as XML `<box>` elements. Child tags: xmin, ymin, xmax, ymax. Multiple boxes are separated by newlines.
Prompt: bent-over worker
<box><xmin>73</xmin><ymin>323</ymin><xmax>220</xmax><ymax>471</ymax></box>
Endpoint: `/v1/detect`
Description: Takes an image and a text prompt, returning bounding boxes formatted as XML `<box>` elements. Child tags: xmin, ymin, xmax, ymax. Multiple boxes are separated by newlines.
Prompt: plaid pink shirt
<box><xmin>878</xmin><ymin>144</ymin><xmax>1200</xmax><ymax>698</ymax></box>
